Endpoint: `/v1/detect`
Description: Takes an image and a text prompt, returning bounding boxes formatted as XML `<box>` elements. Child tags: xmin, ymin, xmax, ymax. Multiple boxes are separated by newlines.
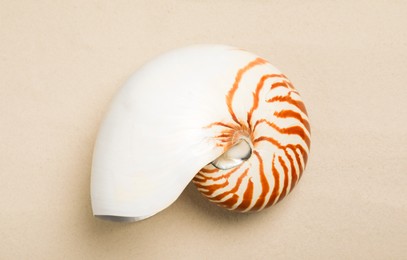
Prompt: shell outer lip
<box><xmin>95</xmin><ymin>215</ymin><xmax>151</xmax><ymax>222</ymax></box>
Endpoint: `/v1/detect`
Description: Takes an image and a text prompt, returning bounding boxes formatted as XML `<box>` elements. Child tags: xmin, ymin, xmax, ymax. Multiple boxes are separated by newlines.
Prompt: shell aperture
<box><xmin>91</xmin><ymin>45</ymin><xmax>310</xmax><ymax>221</ymax></box>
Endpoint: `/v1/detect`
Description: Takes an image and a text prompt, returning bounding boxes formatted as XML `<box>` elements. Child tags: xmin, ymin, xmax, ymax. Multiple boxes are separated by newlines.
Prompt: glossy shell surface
<box><xmin>91</xmin><ymin>45</ymin><xmax>310</xmax><ymax>221</ymax></box>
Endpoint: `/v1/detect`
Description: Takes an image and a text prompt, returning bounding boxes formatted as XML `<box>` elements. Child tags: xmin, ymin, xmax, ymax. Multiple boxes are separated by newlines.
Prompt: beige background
<box><xmin>1</xmin><ymin>0</ymin><xmax>407</xmax><ymax>259</ymax></box>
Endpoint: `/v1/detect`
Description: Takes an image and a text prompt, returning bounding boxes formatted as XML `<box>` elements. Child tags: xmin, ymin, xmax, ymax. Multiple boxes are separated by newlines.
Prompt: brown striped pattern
<box><xmin>192</xmin><ymin>57</ymin><xmax>310</xmax><ymax>212</ymax></box>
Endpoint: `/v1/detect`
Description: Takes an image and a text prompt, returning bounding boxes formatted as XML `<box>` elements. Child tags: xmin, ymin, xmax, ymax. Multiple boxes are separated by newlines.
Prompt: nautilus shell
<box><xmin>91</xmin><ymin>45</ymin><xmax>310</xmax><ymax>221</ymax></box>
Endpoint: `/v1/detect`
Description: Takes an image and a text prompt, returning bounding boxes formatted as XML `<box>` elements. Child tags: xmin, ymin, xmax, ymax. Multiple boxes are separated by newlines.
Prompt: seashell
<box><xmin>91</xmin><ymin>45</ymin><xmax>310</xmax><ymax>221</ymax></box>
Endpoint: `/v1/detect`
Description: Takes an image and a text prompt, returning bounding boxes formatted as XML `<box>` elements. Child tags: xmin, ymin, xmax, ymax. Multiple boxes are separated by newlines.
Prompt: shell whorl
<box><xmin>192</xmin><ymin>57</ymin><xmax>310</xmax><ymax>212</ymax></box>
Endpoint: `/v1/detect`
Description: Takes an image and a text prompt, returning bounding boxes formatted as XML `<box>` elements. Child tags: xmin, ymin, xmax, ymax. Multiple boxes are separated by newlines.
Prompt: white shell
<box><xmin>91</xmin><ymin>45</ymin><xmax>310</xmax><ymax>221</ymax></box>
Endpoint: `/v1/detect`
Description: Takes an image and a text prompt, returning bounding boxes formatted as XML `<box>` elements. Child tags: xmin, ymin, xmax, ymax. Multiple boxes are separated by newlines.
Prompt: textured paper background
<box><xmin>1</xmin><ymin>1</ymin><xmax>406</xmax><ymax>259</ymax></box>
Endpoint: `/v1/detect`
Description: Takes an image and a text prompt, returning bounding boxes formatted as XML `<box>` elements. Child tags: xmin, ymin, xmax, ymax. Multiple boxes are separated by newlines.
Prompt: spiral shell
<box><xmin>91</xmin><ymin>45</ymin><xmax>310</xmax><ymax>221</ymax></box>
<box><xmin>192</xmin><ymin>58</ymin><xmax>310</xmax><ymax>212</ymax></box>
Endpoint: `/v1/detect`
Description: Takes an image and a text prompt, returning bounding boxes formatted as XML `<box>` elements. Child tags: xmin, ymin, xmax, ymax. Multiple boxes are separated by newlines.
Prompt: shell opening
<box><xmin>211</xmin><ymin>138</ymin><xmax>252</xmax><ymax>170</ymax></box>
